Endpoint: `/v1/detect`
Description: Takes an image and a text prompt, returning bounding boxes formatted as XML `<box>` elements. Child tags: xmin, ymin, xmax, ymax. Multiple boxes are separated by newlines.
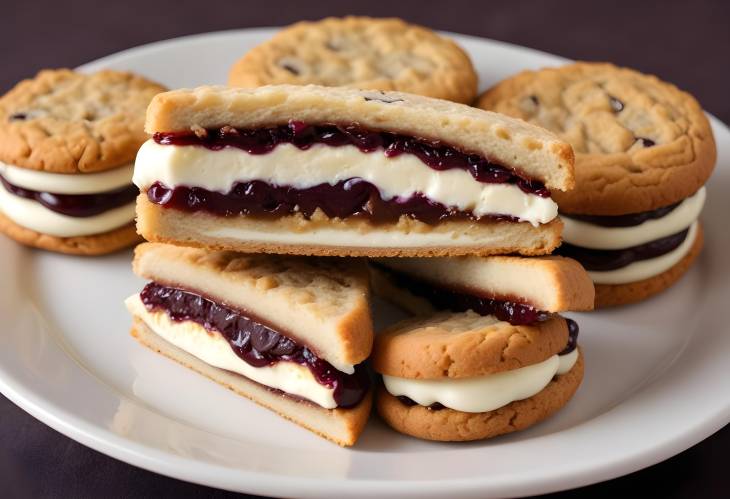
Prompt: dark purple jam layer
<box><xmin>372</xmin><ymin>262</ymin><xmax>550</xmax><ymax>325</ymax></box>
<box><xmin>147</xmin><ymin>179</ymin><xmax>519</xmax><ymax>225</ymax></box>
<box><xmin>565</xmin><ymin>202</ymin><xmax>681</xmax><ymax>228</ymax></box>
<box><xmin>153</xmin><ymin>122</ymin><xmax>550</xmax><ymax>197</ymax></box>
<box><xmin>396</xmin><ymin>320</ymin><xmax>579</xmax><ymax>410</ymax></box>
<box><xmin>0</xmin><ymin>174</ymin><xmax>137</xmax><ymax>217</ymax></box>
<box><xmin>140</xmin><ymin>282</ymin><xmax>369</xmax><ymax>408</ymax></box>
<box><xmin>555</xmin><ymin>228</ymin><xmax>689</xmax><ymax>271</ymax></box>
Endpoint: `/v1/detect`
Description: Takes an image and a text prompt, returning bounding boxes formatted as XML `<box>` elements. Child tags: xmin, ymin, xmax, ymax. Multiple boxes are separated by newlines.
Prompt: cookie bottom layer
<box><xmin>130</xmin><ymin>318</ymin><xmax>372</xmax><ymax>447</ymax></box>
<box><xmin>595</xmin><ymin>224</ymin><xmax>704</xmax><ymax>308</ymax></box>
<box><xmin>136</xmin><ymin>195</ymin><xmax>562</xmax><ymax>257</ymax></box>
<box><xmin>0</xmin><ymin>211</ymin><xmax>140</xmax><ymax>255</ymax></box>
<box><xmin>376</xmin><ymin>349</ymin><xmax>583</xmax><ymax>442</ymax></box>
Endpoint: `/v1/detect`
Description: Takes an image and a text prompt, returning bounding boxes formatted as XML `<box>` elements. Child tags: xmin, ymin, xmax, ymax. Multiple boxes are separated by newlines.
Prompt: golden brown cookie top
<box><xmin>228</xmin><ymin>16</ymin><xmax>478</xmax><ymax>104</ymax></box>
<box><xmin>477</xmin><ymin>62</ymin><xmax>716</xmax><ymax>215</ymax></box>
<box><xmin>372</xmin><ymin>311</ymin><xmax>568</xmax><ymax>379</ymax></box>
<box><xmin>0</xmin><ymin>69</ymin><xmax>166</xmax><ymax>173</ymax></box>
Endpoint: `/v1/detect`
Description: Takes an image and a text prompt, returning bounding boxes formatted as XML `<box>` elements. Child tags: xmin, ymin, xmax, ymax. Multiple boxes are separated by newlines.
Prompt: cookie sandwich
<box><xmin>228</xmin><ymin>16</ymin><xmax>478</xmax><ymax>104</ymax></box>
<box><xmin>478</xmin><ymin>62</ymin><xmax>714</xmax><ymax>306</ymax></box>
<box><xmin>0</xmin><ymin>69</ymin><xmax>165</xmax><ymax>255</ymax></box>
<box><xmin>370</xmin><ymin>255</ymin><xmax>595</xmax><ymax>324</ymax></box>
<box><xmin>125</xmin><ymin>242</ymin><xmax>373</xmax><ymax>446</ymax></box>
<box><xmin>134</xmin><ymin>84</ymin><xmax>575</xmax><ymax>257</ymax></box>
<box><xmin>373</xmin><ymin>311</ymin><xmax>583</xmax><ymax>441</ymax></box>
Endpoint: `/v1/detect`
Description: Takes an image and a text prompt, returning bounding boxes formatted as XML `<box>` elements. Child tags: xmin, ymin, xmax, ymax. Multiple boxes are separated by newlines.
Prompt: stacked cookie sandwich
<box><xmin>478</xmin><ymin>62</ymin><xmax>714</xmax><ymax>306</ymax></box>
<box><xmin>0</xmin><ymin>69</ymin><xmax>165</xmax><ymax>255</ymax></box>
<box><xmin>127</xmin><ymin>82</ymin><xmax>593</xmax><ymax>444</ymax></box>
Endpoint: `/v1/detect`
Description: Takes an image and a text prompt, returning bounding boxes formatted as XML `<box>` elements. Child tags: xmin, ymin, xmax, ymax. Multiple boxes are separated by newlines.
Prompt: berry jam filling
<box><xmin>555</xmin><ymin>228</ymin><xmax>689</xmax><ymax>271</ymax></box>
<box><xmin>396</xmin><ymin>321</ymin><xmax>579</xmax><ymax>410</ymax></box>
<box><xmin>147</xmin><ymin>179</ymin><xmax>520</xmax><ymax>225</ymax></box>
<box><xmin>371</xmin><ymin>262</ymin><xmax>550</xmax><ymax>325</ymax></box>
<box><xmin>153</xmin><ymin>122</ymin><xmax>550</xmax><ymax>197</ymax></box>
<box><xmin>140</xmin><ymin>282</ymin><xmax>369</xmax><ymax>408</ymax></box>
<box><xmin>0</xmin><ymin>174</ymin><xmax>137</xmax><ymax>217</ymax></box>
<box><xmin>565</xmin><ymin>202</ymin><xmax>681</xmax><ymax>228</ymax></box>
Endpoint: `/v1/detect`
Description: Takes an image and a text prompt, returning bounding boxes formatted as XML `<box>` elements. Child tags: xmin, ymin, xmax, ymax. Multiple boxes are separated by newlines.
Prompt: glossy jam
<box><xmin>147</xmin><ymin>179</ymin><xmax>519</xmax><ymax>225</ymax></box>
<box><xmin>140</xmin><ymin>282</ymin><xmax>368</xmax><ymax>408</ymax></box>
<box><xmin>396</xmin><ymin>321</ymin><xmax>579</xmax><ymax>410</ymax></box>
<box><xmin>372</xmin><ymin>262</ymin><xmax>550</xmax><ymax>325</ymax></box>
<box><xmin>0</xmin><ymin>175</ymin><xmax>137</xmax><ymax>217</ymax></box>
<box><xmin>153</xmin><ymin>122</ymin><xmax>550</xmax><ymax>197</ymax></box>
<box><xmin>556</xmin><ymin>228</ymin><xmax>689</xmax><ymax>271</ymax></box>
<box><xmin>566</xmin><ymin>202</ymin><xmax>680</xmax><ymax>228</ymax></box>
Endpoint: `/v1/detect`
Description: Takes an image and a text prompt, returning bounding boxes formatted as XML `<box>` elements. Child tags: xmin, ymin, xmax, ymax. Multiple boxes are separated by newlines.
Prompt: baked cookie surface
<box><xmin>0</xmin><ymin>69</ymin><xmax>166</xmax><ymax>173</ymax></box>
<box><xmin>477</xmin><ymin>62</ymin><xmax>715</xmax><ymax>214</ymax></box>
<box><xmin>228</xmin><ymin>16</ymin><xmax>478</xmax><ymax>104</ymax></box>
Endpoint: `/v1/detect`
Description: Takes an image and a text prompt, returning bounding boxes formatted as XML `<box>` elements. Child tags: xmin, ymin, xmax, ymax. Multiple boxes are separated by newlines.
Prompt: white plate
<box><xmin>1</xmin><ymin>28</ymin><xmax>729</xmax><ymax>499</ymax></box>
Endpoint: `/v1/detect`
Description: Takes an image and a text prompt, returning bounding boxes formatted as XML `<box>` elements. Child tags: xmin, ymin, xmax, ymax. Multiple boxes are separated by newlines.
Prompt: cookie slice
<box><xmin>372</xmin><ymin>311</ymin><xmax>583</xmax><ymax>441</ymax></box>
<box><xmin>228</xmin><ymin>16</ymin><xmax>478</xmax><ymax>104</ymax></box>
<box><xmin>477</xmin><ymin>62</ymin><xmax>714</xmax><ymax>306</ymax></box>
<box><xmin>125</xmin><ymin>242</ymin><xmax>373</xmax><ymax>446</ymax></box>
<box><xmin>0</xmin><ymin>69</ymin><xmax>166</xmax><ymax>254</ymax></box>
<box><xmin>370</xmin><ymin>255</ymin><xmax>594</xmax><ymax>324</ymax></box>
<box><xmin>135</xmin><ymin>84</ymin><xmax>575</xmax><ymax>257</ymax></box>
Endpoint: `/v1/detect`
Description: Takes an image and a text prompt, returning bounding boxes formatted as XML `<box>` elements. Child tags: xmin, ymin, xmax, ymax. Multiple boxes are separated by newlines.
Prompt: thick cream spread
<box><xmin>133</xmin><ymin>140</ymin><xmax>558</xmax><ymax>226</ymax></box>
<box><xmin>382</xmin><ymin>348</ymin><xmax>579</xmax><ymax>413</ymax></box>
<box><xmin>0</xmin><ymin>161</ymin><xmax>134</xmax><ymax>194</ymax></box>
<box><xmin>126</xmin><ymin>295</ymin><xmax>338</xmax><ymax>409</ymax></box>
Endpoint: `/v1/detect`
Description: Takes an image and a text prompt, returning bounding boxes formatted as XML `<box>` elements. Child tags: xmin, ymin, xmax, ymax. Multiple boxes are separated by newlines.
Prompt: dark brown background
<box><xmin>1</xmin><ymin>1</ymin><xmax>728</xmax><ymax>497</ymax></box>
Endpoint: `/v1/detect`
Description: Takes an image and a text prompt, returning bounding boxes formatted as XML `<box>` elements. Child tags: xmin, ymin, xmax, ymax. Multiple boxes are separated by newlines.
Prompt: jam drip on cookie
<box><xmin>140</xmin><ymin>282</ymin><xmax>369</xmax><ymax>408</ymax></box>
<box><xmin>153</xmin><ymin>121</ymin><xmax>550</xmax><ymax>197</ymax></box>
<box><xmin>565</xmin><ymin>202</ymin><xmax>680</xmax><ymax>228</ymax></box>
<box><xmin>146</xmin><ymin>179</ymin><xmax>520</xmax><ymax>225</ymax></box>
<box><xmin>372</xmin><ymin>262</ymin><xmax>550</xmax><ymax>325</ymax></box>
<box><xmin>0</xmin><ymin>175</ymin><xmax>137</xmax><ymax>217</ymax></box>
<box><xmin>556</xmin><ymin>228</ymin><xmax>689</xmax><ymax>271</ymax></box>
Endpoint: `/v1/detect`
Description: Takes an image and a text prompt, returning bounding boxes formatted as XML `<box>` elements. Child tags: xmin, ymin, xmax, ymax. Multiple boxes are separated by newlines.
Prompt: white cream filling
<box><xmin>0</xmin><ymin>161</ymin><xmax>134</xmax><ymax>194</ymax></box>
<box><xmin>562</xmin><ymin>188</ymin><xmax>705</xmax><ymax>250</ymax></box>
<box><xmin>133</xmin><ymin>140</ymin><xmax>558</xmax><ymax>226</ymax></box>
<box><xmin>0</xmin><ymin>185</ymin><xmax>135</xmax><ymax>237</ymax></box>
<box><xmin>125</xmin><ymin>295</ymin><xmax>339</xmax><ymax>409</ymax></box>
<box><xmin>589</xmin><ymin>221</ymin><xmax>699</xmax><ymax>284</ymax></box>
<box><xmin>383</xmin><ymin>348</ymin><xmax>579</xmax><ymax>413</ymax></box>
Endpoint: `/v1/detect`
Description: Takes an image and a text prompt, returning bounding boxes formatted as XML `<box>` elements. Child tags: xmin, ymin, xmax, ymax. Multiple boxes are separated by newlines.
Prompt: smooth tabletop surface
<box><xmin>2</xmin><ymin>1</ymin><xmax>729</xmax><ymax>498</ymax></box>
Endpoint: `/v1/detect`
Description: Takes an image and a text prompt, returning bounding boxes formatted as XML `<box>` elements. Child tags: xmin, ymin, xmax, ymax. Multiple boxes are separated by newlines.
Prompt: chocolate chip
<box><xmin>281</xmin><ymin>63</ymin><xmax>300</xmax><ymax>75</ymax></box>
<box><xmin>9</xmin><ymin>113</ymin><xmax>27</xmax><ymax>121</ymax></box>
<box><xmin>609</xmin><ymin>96</ymin><xmax>624</xmax><ymax>112</ymax></box>
<box><xmin>529</xmin><ymin>95</ymin><xmax>539</xmax><ymax>106</ymax></box>
<box><xmin>637</xmin><ymin>137</ymin><xmax>655</xmax><ymax>147</ymax></box>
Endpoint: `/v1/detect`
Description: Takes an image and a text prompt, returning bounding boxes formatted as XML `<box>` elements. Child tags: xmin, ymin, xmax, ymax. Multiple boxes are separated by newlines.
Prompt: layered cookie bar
<box><xmin>0</xmin><ymin>69</ymin><xmax>165</xmax><ymax>255</ymax></box>
<box><xmin>125</xmin><ymin>243</ymin><xmax>373</xmax><ymax>446</ymax></box>
<box><xmin>373</xmin><ymin>312</ymin><xmax>583</xmax><ymax>441</ymax></box>
<box><xmin>134</xmin><ymin>84</ymin><xmax>575</xmax><ymax>257</ymax></box>
<box><xmin>370</xmin><ymin>255</ymin><xmax>595</xmax><ymax>324</ymax></box>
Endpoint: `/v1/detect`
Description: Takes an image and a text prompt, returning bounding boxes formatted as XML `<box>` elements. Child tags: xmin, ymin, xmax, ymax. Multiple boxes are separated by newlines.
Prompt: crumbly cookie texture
<box><xmin>372</xmin><ymin>312</ymin><xmax>568</xmax><ymax>379</ymax></box>
<box><xmin>145</xmin><ymin>84</ymin><xmax>575</xmax><ymax>190</ymax></box>
<box><xmin>228</xmin><ymin>16</ymin><xmax>478</xmax><ymax>105</ymax></box>
<box><xmin>371</xmin><ymin>254</ymin><xmax>595</xmax><ymax>312</ymax></box>
<box><xmin>595</xmin><ymin>223</ymin><xmax>703</xmax><ymax>307</ymax></box>
<box><xmin>376</xmin><ymin>350</ymin><xmax>583</xmax><ymax>442</ymax></box>
<box><xmin>0</xmin><ymin>69</ymin><xmax>166</xmax><ymax>173</ymax></box>
<box><xmin>132</xmin><ymin>242</ymin><xmax>373</xmax><ymax>367</ymax></box>
<box><xmin>477</xmin><ymin>62</ymin><xmax>715</xmax><ymax>214</ymax></box>
<box><xmin>131</xmin><ymin>319</ymin><xmax>372</xmax><ymax>446</ymax></box>
<box><xmin>0</xmin><ymin>213</ymin><xmax>139</xmax><ymax>255</ymax></box>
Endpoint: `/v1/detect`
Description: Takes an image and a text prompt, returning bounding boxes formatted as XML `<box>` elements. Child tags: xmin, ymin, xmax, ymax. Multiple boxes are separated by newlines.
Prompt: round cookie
<box><xmin>376</xmin><ymin>350</ymin><xmax>584</xmax><ymax>442</ymax></box>
<box><xmin>0</xmin><ymin>68</ymin><xmax>166</xmax><ymax>173</ymax></box>
<box><xmin>228</xmin><ymin>17</ymin><xmax>478</xmax><ymax>104</ymax></box>
<box><xmin>476</xmin><ymin>62</ymin><xmax>715</xmax><ymax>215</ymax></box>
<box><xmin>595</xmin><ymin>223</ymin><xmax>704</xmax><ymax>307</ymax></box>
<box><xmin>0</xmin><ymin>212</ymin><xmax>140</xmax><ymax>255</ymax></box>
<box><xmin>372</xmin><ymin>311</ymin><xmax>569</xmax><ymax>379</ymax></box>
